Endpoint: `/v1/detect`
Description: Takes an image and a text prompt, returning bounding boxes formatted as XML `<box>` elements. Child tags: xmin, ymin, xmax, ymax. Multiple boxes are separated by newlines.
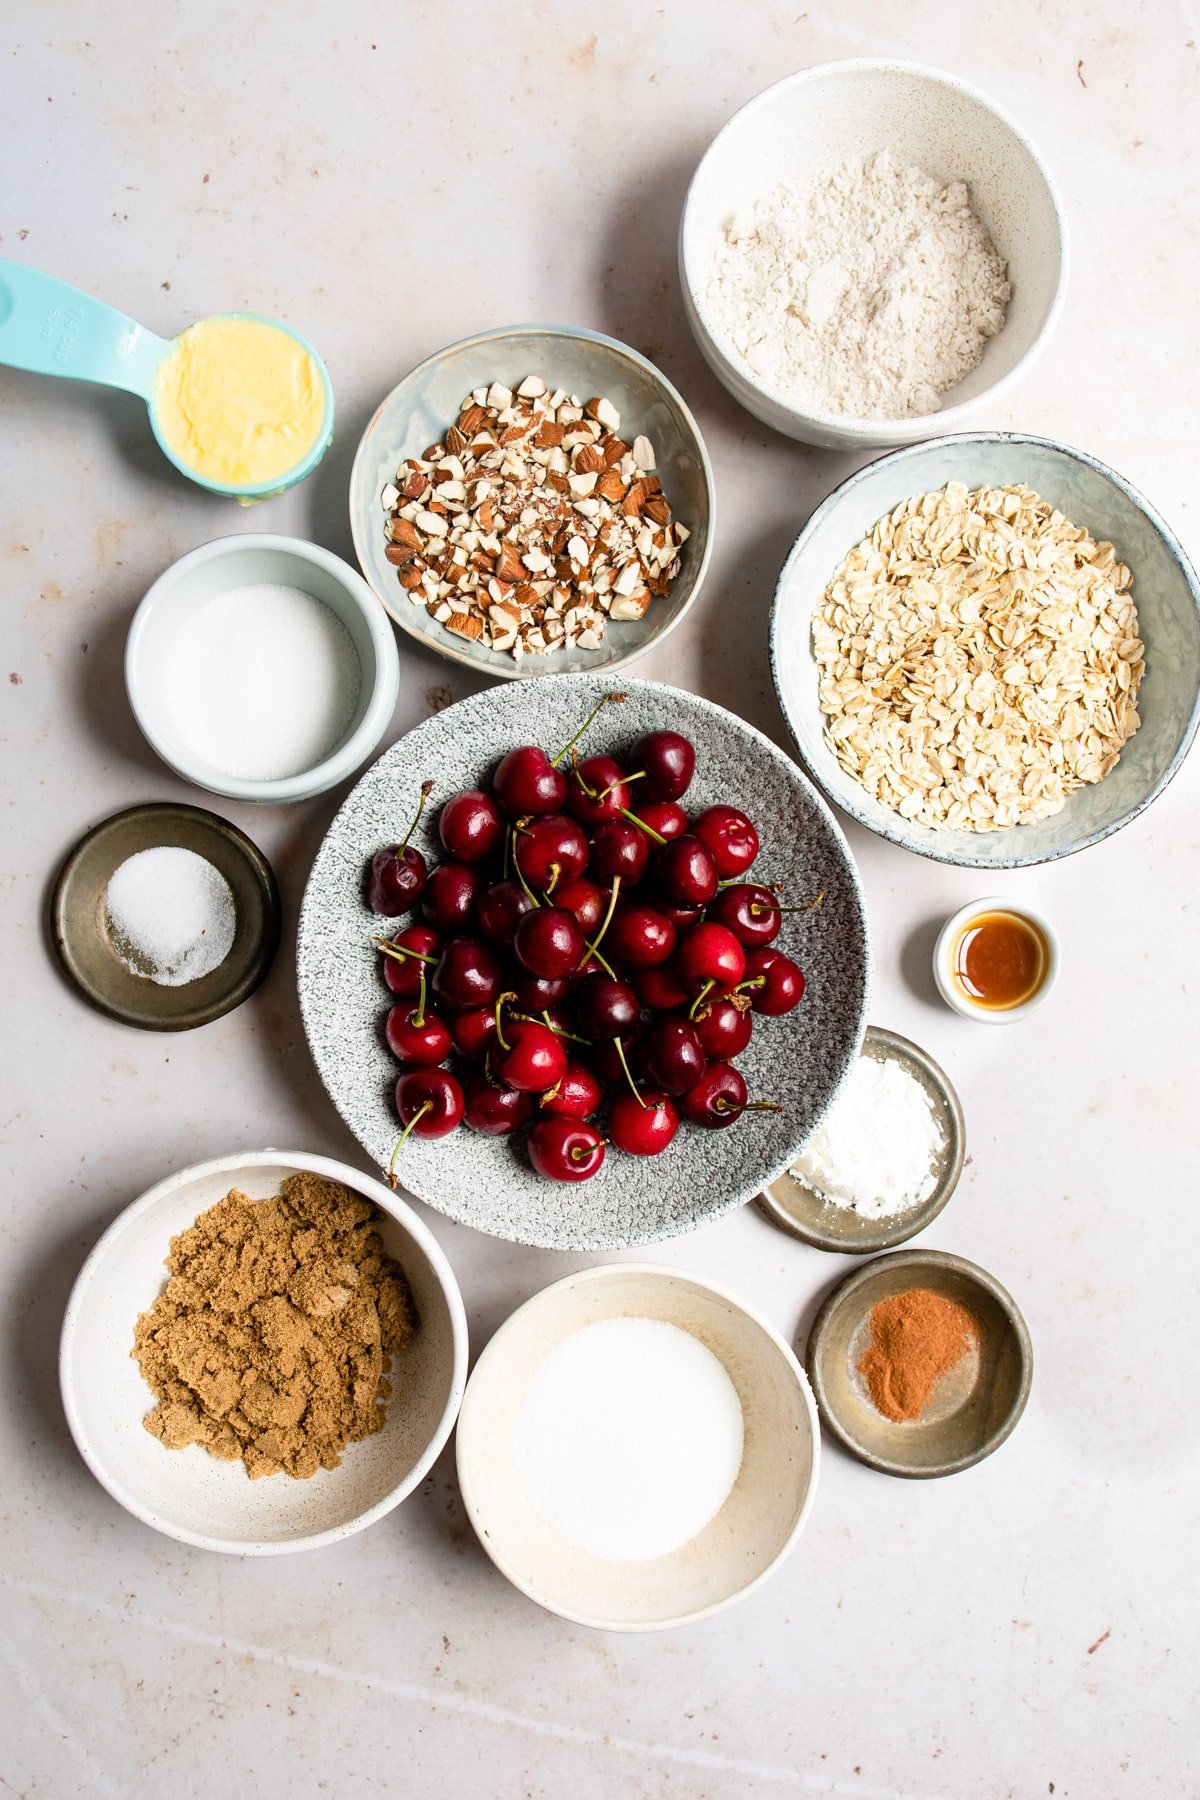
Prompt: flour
<box><xmin>706</xmin><ymin>151</ymin><xmax>1010</xmax><ymax>420</ymax></box>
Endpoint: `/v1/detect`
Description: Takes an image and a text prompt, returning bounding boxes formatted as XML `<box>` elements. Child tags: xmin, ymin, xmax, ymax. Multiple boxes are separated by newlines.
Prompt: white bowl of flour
<box><xmin>127</xmin><ymin>535</ymin><xmax>400</xmax><ymax>803</ymax></box>
<box><xmin>680</xmin><ymin>60</ymin><xmax>1067</xmax><ymax>449</ymax></box>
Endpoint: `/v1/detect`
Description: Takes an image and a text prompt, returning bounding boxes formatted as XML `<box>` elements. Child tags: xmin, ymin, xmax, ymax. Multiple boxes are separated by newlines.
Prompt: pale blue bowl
<box><xmin>771</xmin><ymin>434</ymin><xmax>1200</xmax><ymax>867</ymax></box>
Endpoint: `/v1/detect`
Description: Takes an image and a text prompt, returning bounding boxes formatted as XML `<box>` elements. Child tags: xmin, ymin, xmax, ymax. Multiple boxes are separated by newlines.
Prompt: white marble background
<box><xmin>2</xmin><ymin>2</ymin><xmax>1198</xmax><ymax>1794</ymax></box>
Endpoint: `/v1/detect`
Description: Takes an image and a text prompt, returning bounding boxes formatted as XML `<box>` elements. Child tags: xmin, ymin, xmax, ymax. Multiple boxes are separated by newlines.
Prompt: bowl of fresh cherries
<box><xmin>298</xmin><ymin>677</ymin><xmax>869</xmax><ymax>1250</ymax></box>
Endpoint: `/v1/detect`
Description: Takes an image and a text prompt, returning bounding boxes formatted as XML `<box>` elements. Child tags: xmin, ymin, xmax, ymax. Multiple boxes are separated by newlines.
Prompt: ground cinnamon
<box><xmin>858</xmin><ymin>1286</ymin><xmax>977</xmax><ymax>1423</ymax></box>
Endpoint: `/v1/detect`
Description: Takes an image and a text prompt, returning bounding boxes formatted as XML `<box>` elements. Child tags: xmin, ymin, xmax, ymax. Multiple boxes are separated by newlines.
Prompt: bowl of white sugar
<box><xmin>679</xmin><ymin>60</ymin><xmax>1067</xmax><ymax>449</ymax></box>
<box><xmin>455</xmin><ymin>1264</ymin><xmax>820</xmax><ymax>1631</ymax></box>
<box><xmin>126</xmin><ymin>535</ymin><xmax>401</xmax><ymax>803</ymax></box>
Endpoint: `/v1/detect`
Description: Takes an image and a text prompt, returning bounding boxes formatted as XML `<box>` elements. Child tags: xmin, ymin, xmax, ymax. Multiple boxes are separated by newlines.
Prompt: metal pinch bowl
<box><xmin>756</xmin><ymin>1025</ymin><xmax>966</xmax><ymax>1253</ymax></box>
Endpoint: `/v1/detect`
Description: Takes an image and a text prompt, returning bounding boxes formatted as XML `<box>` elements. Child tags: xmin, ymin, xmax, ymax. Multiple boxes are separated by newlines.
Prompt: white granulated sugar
<box><xmin>792</xmin><ymin>1053</ymin><xmax>945</xmax><ymax>1219</ymax></box>
<box><xmin>105</xmin><ymin>846</ymin><xmax>236</xmax><ymax>987</ymax></box>
<box><xmin>706</xmin><ymin>151</ymin><xmax>1010</xmax><ymax>420</ymax></box>
<box><xmin>162</xmin><ymin>582</ymin><xmax>361</xmax><ymax>781</ymax></box>
<box><xmin>514</xmin><ymin>1316</ymin><xmax>744</xmax><ymax>1564</ymax></box>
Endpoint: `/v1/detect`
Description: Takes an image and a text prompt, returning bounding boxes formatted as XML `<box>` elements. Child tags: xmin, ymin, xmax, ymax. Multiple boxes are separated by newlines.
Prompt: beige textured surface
<box><xmin>2</xmin><ymin>3</ymin><xmax>1198</xmax><ymax>1795</ymax></box>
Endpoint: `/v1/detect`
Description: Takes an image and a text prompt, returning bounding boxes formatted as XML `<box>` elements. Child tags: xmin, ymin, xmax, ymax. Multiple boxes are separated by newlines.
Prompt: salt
<box><xmin>161</xmin><ymin>581</ymin><xmax>361</xmax><ymax>781</ymax></box>
<box><xmin>792</xmin><ymin>1053</ymin><xmax>945</xmax><ymax>1219</ymax></box>
<box><xmin>514</xmin><ymin>1317</ymin><xmax>744</xmax><ymax>1564</ymax></box>
<box><xmin>105</xmin><ymin>847</ymin><xmax>236</xmax><ymax>987</ymax></box>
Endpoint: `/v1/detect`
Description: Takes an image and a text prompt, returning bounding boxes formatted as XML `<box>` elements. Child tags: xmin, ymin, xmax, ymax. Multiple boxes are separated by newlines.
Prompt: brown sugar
<box><xmin>857</xmin><ymin>1286</ymin><xmax>977</xmax><ymax>1423</ymax></box>
<box><xmin>132</xmin><ymin>1172</ymin><xmax>416</xmax><ymax>1480</ymax></box>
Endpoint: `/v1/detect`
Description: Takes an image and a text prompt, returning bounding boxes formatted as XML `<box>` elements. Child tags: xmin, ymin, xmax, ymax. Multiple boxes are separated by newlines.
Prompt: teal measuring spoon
<box><xmin>0</xmin><ymin>258</ymin><xmax>334</xmax><ymax>501</ymax></box>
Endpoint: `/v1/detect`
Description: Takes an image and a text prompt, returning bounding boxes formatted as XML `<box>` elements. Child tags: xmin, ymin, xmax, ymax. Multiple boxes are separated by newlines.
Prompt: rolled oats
<box><xmin>812</xmin><ymin>483</ymin><xmax>1144</xmax><ymax>831</ymax></box>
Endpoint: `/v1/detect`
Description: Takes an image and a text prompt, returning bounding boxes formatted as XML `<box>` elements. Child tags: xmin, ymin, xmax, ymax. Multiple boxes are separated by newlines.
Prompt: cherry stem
<box><xmin>579</xmin><ymin>875</ymin><xmax>620</xmax><ymax>973</ymax></box>
<box><xmin>387</xmin><ymin>1101</ymin><xmax>433</xmax><ymax>1185</ymax></box>
<box><xmin>571</xmin><ymin>1138</ymin><xmax>606</xmax><ymax>1162</ymax></box>
<box><xmin>545</xmin><ymin>863</ymin><xmax>561</xmax><ymax>898</ymax></box>
<box><xmin>413</xmin><ymin>969</ymin><xmax>428</xmax><ymax>1029</ymax></box>
<box><xmin>736</xmin><ymin>975</ymin><xmax>766</xmax><ymax>995</ymax></box>
<box><xmin>713</xmin><ymin>1097</ymin><xmax>784</xmax><ymax>1118</ymax></box>
<box><xmin>397</xmin><ymin>780</ymin><xmax>434</xmax><ymax>857</ymax></box>
<box><xmin>512</xmin><ymin>843</ymin><xmax>542</xmax><ymax>908</ymax></box>
<box><xmin>688</xmin><ymin>978</ymin><xmax>717</xmax><ymax>1020</ymax></box>
<box><xmin>599</xmin><ymin>770</ymin><xmax>645</xmax><ymax>802</ymax></box>
<box><xmin>373</xmin><ymin>936</ymin><xmax>436</xmax><ymax>966</ymax></box>
<box><xmin>621</xmin><ymin>804</ymin><xmax>666</xmax><ymax>843</ymax></box>
<box><xmin>612</xmin><ymin>1035</ymin><xmax>646</xmax><ymax>1107</ymax></box>
<box><xmin>494</xmin><ymin>992</ymin><xmax>516</xmax><ymax>1053</ymax></box>
<box><xmin>775</xmin><ymin>891</ymin><xmax>824</xmax><ymax>915</ymax></box>
<box><xmin>540</xmin><ymin>1010</ymin><xmax>591</xmax><ymax>1046</ymax></box>
<box><xmin>551</xmin><ymin>691</ymin><xmax>625</xmax><ymax>766</ymax></box>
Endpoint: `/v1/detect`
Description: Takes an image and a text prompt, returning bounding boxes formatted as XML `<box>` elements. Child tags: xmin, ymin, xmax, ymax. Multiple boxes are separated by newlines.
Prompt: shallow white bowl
<box><xmin>126</xmin><ymin>535</ymin><xmax>401</xmax><ymax>803</ymax></box>
<box><xmin>60</xmin><ymin>1149</ymin><xmax>468</xmax><ymax>1555</ymax></box>
<box><xmin>349</xmin><ymin>323</ymin><xmax>714</xmax><ymax>679</ymax></box>
<box><xmin>679</xmin><ymin>60</ymin><xmax>1067</xmax><ymax>449</ymax></box>
<box><xmin>933</xmin><ymin>896</ymin><xmax>1060</xmax><ymax>1023</ymax></box>
<box><xmin>771</xmin><ymin>433</ymin><xmax>1200</xmax><ymax>868</ymax></box>
<box><xmin>455</xmin><ymin>1265</ymin><xmax>820</xmax><ymax>1631</ymax></box>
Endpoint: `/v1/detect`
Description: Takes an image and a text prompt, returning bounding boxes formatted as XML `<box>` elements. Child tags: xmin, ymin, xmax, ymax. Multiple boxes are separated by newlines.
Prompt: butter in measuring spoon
<box><xmin>154</xmin><ymin>315</ymin><xmax>326</xmax><ymax>487</ymax></box>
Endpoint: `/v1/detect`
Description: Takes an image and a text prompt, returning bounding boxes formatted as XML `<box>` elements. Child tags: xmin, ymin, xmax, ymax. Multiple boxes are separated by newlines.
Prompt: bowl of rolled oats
<box><xmin>350</xmin><ymin>325</ymin><xmax>714</xmax><ymax>678</ymax></box>
<box><xmin>771</xmin><ymin>434</ymin><xmax>1200</xmax><ymax>867</ymax></box>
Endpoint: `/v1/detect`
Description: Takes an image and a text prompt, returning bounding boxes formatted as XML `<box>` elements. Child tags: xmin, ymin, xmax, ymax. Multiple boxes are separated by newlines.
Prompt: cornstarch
<box><xmin>792</xmin><ymin>1053</ymin><xmax>945</xmax><ymax>1219</ymax></box>
<box><xmin>706</xmin><ymin>150</ymin><xmax>1010</xmax><ymax>419</ymax></box>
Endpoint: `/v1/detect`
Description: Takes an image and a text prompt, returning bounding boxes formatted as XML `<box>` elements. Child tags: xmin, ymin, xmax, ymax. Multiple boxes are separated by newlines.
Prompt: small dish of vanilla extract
<box><xmin>933</xmin><ymin>898</ymin><xmax>1059</xmax><ymax>1023</ymax></box>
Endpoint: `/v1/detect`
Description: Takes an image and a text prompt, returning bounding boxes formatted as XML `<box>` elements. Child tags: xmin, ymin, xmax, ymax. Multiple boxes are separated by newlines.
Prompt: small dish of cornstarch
<box><xmin>104</xmin><ymin>846</ymin><xmax>236</xmax><ymax>987</ymax></box>
<box><xmin>160</xmin><ymin>581</ymin><xmax>361</xmax><ymax>782</ymax></box>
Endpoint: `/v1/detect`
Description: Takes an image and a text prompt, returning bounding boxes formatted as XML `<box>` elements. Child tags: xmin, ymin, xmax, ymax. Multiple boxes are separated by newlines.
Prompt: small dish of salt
<box><xmin>52</xmin><ymin>802</ymin><xmax>281</xmax><ymax>1031</ymax></box>
<box><xmin>757</xmin><ymin>1026</ymin><xmax>965</xmax><ymax>1253</ymax></box>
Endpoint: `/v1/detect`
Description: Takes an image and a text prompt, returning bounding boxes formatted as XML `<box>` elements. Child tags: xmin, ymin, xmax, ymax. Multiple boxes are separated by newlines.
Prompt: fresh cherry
<box><xmin>575</xmin><ymin>972</ymin><xmax>639</xmax><ymax>1039</ymax></box>
<box><xmin>632</xmin><ymin>963</ymin><xmax>691</xmax><ymax>1013</ymax></box>
<box><xmin>639</xmin><ymin>1018</ymin><xmax>706</xmax><ymax>1096</ymax></box>
<box><xmin>514</xmin><ymin>970</ymin><xmax>573</xmax><ymax>1011</ymax></box>
<box><xmin>655</xmin><ymin>834</ymin><xmax>718</xmax><ymax>908</ymax></box>
<box><xmin>462</xmin><ymin>1070</ymin><xmax>533</xmax><ymax>1136</ymax></box>
<box><xmin>629</xmin><ymin>730</ymin><xmax>695</xmax><ymax>802</ymax></box>
<box><xmin>555</xmin><ymin>876</ymin><xmax>605</xmax><ymax>934</ymax></box>
<box><xmin>605</xmin><ymin>903</ymin><xmax>676</xmax><ymax>969</ymax></box>
<box><xmin>591</xmin><ymin>1025</ymin><xmax>645</xmax><ymax>1086</ymax></box>
<box><xmin>709</xmin><ymin>882</ymin><xmax>781</xmax><ymax>947</ymax></box>
<box><xmin>693</xmin><ymin>993</ymin><xmax>753</xmax><ymax>1060</ymax></box>
<box><xmin>421</xmin><ymin>860</ymin><xmax>483</xmax><ymax>931</ymax></box>
<box><xmin>514</xmin><ymin>814</ymin><xmax>588</xmax><ymax>895</ymax></box>
<box><xmin>568</xmin><ymin>754</ymin><xmax>631</xmax><ymax>827</ymax></box>
<box><xmin>527</xmin><ymin>1117</ymin><xmax>606</xmax><ymax>1182</ymax></box>
<box><xmin>493</xmin><ymin>745</ymin><xmax>568</xmax><ymax>818</ymax></box>
<box><xmin>393</xmin><ymin>1066</ymin><xmax>464</xmax><ymax>1145</ymax></box>
<box><xmin>476</xmin><ymin>879</ymin><xmax>535</xmax><ymax>947</ymax></box>
<box><xmin>451</xmin><ymin>1005</ymin><xmax>498</xmax><ymax>1062</ymax></box>
<box><xmin>741</xmin><ymin>947</ymin><xmax>805</xmax><ymax>1015</ymax></box>
<box><xmin>633</xmin><ymin>799</ymin><xmax>687</xmax><ymax>840</ymax></box>
<box><xmin>655</xmin><ymin>899</ymin><xmax>702</xmax><ymax>932</ymax></box>
<box><xmin>693</xmin><ymin>805</ymin><xmax>759</xmax><ymax>878</ymax></box>
<box><xmin>608</xmin><ymin>1088</ymin><xmax>679</xmax><ymax>1156</ymax></box>
<box><xmin>431</xmin><ymin>936</ymin><xmax>503</xmax><ymax>1011</ymax></box>
<box><xmin>368</xmin><ymin>780</ymin><xmax>433</xmax><ymax>916</ymax></box>
<box><xmin>493</xmin><ymin>1016</ymin><xmax>568</xmax><ymax>1093</ymax></box>
<box><xmin>514</xmin><ymin>906</ymin><xmax>586</xmax><ymax>979</ymax></box>
<box><xmin>676</xmin><ymin>921</ymin><xmax>747</xmax><ymax>996</ymax></box>
<box><xmin>439</xmin><ymin>788</ymin><xmax>505</xmax><ymax>863</ymax></box>
<box><xmin>385</xmin><ymin>977</ymin><xmax>452</xmax><ymax>1067</ymax></box>
<box><xmin>539</xmin><ymin>1060</ymin><xmax>602</xmax><ymax>1120</ymax></box>
<box><xmin>680</xmin><ymin>1062</ymin><xmax>748</xmax><ymax>1129</ymax></box>
<box><xmin>589</xmin><ymin>819</ymin><xmax>649</xmax><ymax>885</ymax></box>
<box><xmin>377</xmin><ymin>924</ymin><xmax>440</xmax><ymax>998</ymax></box>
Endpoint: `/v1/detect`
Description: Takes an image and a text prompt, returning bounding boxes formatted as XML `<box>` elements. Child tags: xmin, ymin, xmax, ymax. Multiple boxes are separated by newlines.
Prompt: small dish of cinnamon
<box><xmin>933</xmin><ymin>895</ymin><xmax>1059</xmax><ymax>1023</ymax></box>
<box><xmin>804</xmin><ymin>1248</ymin><xmax>1032</xmax><ymax>1478</ymax></box>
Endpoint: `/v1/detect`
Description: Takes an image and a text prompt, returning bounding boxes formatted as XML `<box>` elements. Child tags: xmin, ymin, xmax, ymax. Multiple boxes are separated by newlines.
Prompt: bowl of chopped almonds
<box><xmin>350</xmin><ymin>325</ymin><xmax>714</xmax><ymax>677</ymax></box>
<box><xmin>771</xmin><ymin>433</ymin><xmax>1200</xmax><ymax>867</ymax></box>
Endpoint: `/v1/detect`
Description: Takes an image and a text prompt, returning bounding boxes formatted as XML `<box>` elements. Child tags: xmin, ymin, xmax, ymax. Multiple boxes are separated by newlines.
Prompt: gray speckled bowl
<box><xmin>772</xmin><ymin>434</ymin><xmax>1200</xmax><ymax>868</ymax></box>
<box><xmin>297</xmin><ymin>677</ymin><xmax>870</xmax><ymax>1250</ymax></box>
<box><xmin>349</xmin><ymin>324</ymin><xmax>714</xmax><ymax>679</ymax></box>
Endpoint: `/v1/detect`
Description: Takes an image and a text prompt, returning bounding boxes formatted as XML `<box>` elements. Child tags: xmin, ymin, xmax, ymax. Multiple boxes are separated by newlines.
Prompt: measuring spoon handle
<box><xmin>0</xmin><ymin>259</ymin><xmax>168</xmax><ymax>398</ymax></box>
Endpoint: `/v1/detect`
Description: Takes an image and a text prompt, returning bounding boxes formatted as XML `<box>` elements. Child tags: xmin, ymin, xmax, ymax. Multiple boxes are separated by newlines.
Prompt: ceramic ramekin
<box><xmin>60</xmin><ymin>1149</ymin><xmax>469</xmax><ymax>1555</ymax></box>
<box><xmin>126</xmin><ymin>534</ymin><xmax>401</xmax><ymax>803</ymax></box>
<box><xmin>933</xmin><ymin>896</ymin><xmax>1060</xmax><ymax>1023</ymax></box>
<box><xmin>680</xmin><ymin>59</ymin><xmax>1068</xmax><ymax>450</ymax></box>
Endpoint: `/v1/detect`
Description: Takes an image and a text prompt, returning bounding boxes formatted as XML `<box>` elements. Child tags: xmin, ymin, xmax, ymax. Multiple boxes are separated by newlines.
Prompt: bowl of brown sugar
<box><xmin>60</xmin><ymin>1150</ymin><xmax>468</xmax><ymax>1553</ymax></box>
<box><xmin>805</xmin><ymin>1249</ymin><xmax>1032</xmax><ymax>1478</ymax></box>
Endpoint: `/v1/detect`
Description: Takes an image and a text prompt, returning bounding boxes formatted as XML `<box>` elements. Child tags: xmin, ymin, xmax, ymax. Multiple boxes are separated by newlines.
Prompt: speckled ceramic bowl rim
<box><xmin>348</xmin><ymin>322</ymin><xmax>716</xmax><ymax>679</ymax></box>
<box><xmin>125</xmin><ymin>534</ymin><xmax>401</xmax><ymax>804</ymax></box>
<box><xmin>755</xmin><ymin>1024</ymin><xmax>966</xmax><ymax>1251</ymax></box>
<box><xmin>805</xmin><ymin>1247</ymin><xmax>1033</xmax><ymax>1478</ymax></box>
<box><xmin>59</xmin><ymin>1148</ymin><xmax>470</xmax><ymax>1556</ymax></box>
<box><xmin>770</xmin><ymin>431</ymin><xmax>1200</xmax><ymax>868</ymax></box>
<box><xmin>455</xmin><ymin>1262</ymin><xmax>822</xmax><ymax>1631</ymax></box>
<box><xmin>679</xmin><ymin>59</ymin><xmax>1069</xmax><ymax>439</ymax></box>
<box><xmin>933</xmin><ymin>896</ymin><xmax>1060</xmax><ymax>1023</ymax></box>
